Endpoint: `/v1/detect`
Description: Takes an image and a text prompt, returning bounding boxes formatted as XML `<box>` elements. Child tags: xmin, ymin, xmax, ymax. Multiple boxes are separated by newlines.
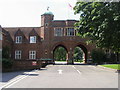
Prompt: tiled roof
<box><xmin>3</xmin><ymin>27</ymin><xmax>41</xmax><ymax>40</ymax></box>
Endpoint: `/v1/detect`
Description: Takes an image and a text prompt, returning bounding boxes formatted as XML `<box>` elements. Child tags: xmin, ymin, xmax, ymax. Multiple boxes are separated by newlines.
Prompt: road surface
<box><xmin>1</xmin><ymin>64</ymin><xmax>118</xmax><ymax>88</ymax></box>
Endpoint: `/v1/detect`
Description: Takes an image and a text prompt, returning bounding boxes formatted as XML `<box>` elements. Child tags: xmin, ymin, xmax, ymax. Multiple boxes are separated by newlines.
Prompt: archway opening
<box><xmin>53</xmin><ymin>45</ymin><xmax>68</xmax><ymax>65</ymax></box>
<box><xmin>73</xmin><ymin>45</ymin><xmax>87</xmax><ymax>64</ymax></box>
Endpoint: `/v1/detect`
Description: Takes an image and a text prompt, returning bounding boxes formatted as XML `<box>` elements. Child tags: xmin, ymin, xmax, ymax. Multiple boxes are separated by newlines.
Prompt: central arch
<box><xmin>53</xmin><ymin>44</ymin><xmax>68</xmax><ymax>64</ymax></box>
<box><xmin>51</xmin><ymin>41</ymin><xmax>90</xmax><ymax>64</ymax></box>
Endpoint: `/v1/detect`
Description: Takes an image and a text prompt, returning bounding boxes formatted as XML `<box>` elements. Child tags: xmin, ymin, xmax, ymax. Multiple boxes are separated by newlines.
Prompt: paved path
<box><xmin>1</xmin><ymin>65</ymin><xmax>118</xmax><ymax>88</ymax></box>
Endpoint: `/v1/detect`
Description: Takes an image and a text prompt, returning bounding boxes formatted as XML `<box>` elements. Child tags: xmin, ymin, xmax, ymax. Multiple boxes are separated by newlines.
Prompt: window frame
<box><xmin>67</xmin><ymin>28</ymin><xmax>74</xmax><ymax>36</ymax></box>
<box><xmin>29</xmin><ymin>51</ymin><xmax>36</xmax><ymax>59</ymax></box>
<box><xmin>15</xmin><ymin>36</ymin><xmax>22</xmax><ymax>43</ymax></box>
<box><xmin>54</xmin><ymin>28</ymin><xmax>63</xmax><ymax>36</ymax></box>
<box><xmin>15</xmin><ymin>50</ymin><xmax>21</xmax><ymax>59</ymax></box>
<box><xmin>30</xmin><ymin>36</ymin><xmax>36</xmax><ymax>43</ymax></box>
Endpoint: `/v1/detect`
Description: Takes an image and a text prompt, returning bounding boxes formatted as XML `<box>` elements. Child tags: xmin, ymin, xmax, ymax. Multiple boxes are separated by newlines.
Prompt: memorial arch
<box><xmin>49</xmin><ymin>41</ymin><xmax>94</xmax><ymax>64</ymax></box>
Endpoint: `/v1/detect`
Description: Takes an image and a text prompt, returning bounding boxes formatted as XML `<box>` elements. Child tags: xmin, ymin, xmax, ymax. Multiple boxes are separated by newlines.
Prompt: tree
<box><xmin>54</xmin><ymin>47</ymin><xmax>67</xmax><ymax>61</ymax></box>
<box><xmin>74</xmin><ymin>47</ymin><xmax>83</xmax><ymax>62</ymax></box>
<box><xmin>74</xmin><ymin>2</ymin><xmax>120</xmax><ymax>59</ymax></box>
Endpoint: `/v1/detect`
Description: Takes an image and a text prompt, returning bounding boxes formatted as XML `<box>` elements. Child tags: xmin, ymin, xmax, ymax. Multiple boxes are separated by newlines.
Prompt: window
<box><xmin>16</xmin><ymin>36</ymin><xmax>22</xmax><ymax>43</ymax></box>
<box><xmin>67</xmin><ymin>28</ymin><xmax>74</xmax><ymax>36</ymax></box>
<box><xmin>54</xmin><ymin>28</ymin><xmax>63</xmax><ymax>36</ymax></box>
<box><xmin>45</xmin><ymin>23</ymin><xmax>48</xmax><ymax>26</ymax></box>
<box><xmin>29</xmin><ymin>51</ymin><xmax>36</xmax><ymax>59</ymax></box>
<box><xmin>30</xmin><ymin>36</ymin><xmax>36</xmax><ymax>43</ymax></box>
<box><xmin>0</xmin><ymin>33</ymin><xmax>2</xmax><ymax>40</ymax></box>
<box><xmin>15</xmin><ymin>50</ymin><xmax>21</xmax><ymax>59</ymax></box>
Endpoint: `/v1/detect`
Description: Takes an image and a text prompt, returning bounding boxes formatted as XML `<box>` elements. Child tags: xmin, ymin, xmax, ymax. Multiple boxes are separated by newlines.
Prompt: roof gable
<box><xmin>3</xmin><ymin>27</ymin><xmax>41</xmax><ymax>40</ymax></box>
<box><xmin>15</xmin><ymin>28</ymin><xmax>24</xmax><ymax>36</ymax></box>
<box><xmin>29</xmin><ymin>28</ymin><xmax>39</xmax><ymax>36</ymax></box>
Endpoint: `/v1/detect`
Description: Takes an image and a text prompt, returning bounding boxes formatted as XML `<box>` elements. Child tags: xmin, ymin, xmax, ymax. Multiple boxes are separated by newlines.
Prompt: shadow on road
<box><xmin>2</xmin><ymin>70</ymin><xmax>30</xmax><ymax>82</ymax></box>
<box><xmin>1</xmin><ymin>68</ymin><xmax>47</xmax><ymax>82</ymax></box>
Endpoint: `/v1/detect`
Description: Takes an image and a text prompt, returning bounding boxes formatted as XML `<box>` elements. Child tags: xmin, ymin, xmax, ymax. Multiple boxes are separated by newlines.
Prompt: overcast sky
<box><xmin>0</xmin><ymin>0</ymin><xmax>80</xmax><ymax>27</ymax></box>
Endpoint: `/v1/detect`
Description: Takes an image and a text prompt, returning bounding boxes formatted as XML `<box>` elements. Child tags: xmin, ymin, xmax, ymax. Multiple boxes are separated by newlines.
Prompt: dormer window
<box><xmin>30</xmin><ymin>36</ymin><xmax>36</xmax><ymax>43</ymax></box>
<box><xmin>16</xmin><ymin>36</ymin><xmax>22</xmax><ymax>43</ymax></box>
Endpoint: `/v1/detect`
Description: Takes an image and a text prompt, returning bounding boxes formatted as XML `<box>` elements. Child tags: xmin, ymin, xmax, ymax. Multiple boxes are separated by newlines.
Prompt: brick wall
<box><xmin>12</xmin><ymin>60</ymin><xmax>42</xmax><ymax>71</ymax></box>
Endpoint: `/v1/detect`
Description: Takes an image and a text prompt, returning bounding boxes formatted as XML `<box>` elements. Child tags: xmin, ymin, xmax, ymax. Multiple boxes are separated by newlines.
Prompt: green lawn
<box><xmin>100</xmin><ymin>64</ymin><xmax>120</xmax><ymax>70</ymax></box>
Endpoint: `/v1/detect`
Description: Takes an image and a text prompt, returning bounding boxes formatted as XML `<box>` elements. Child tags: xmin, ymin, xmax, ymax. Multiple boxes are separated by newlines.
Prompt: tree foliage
<box><xmin>74</xmin><ymin>2</ymin><xmax>120</xmax><ymax>53</ymax></box>
<box><xmin>73</xmin><ymin>47</ymin><xmax>84</xmax><ymax>62</ymax></box>
<box><xmin>54</xmin><ymin>47</ymin><xmax>67</xmax><ymax>61</ymax></box>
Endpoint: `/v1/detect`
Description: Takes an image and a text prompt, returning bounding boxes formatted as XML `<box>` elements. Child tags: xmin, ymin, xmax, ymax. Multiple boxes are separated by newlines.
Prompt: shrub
<box><xmin>2</xmin><ymin>46</ymin><xmax>10</xmax><ymax>59</ymax></box>
<box><xmin>91</xmin><ymin>49</ymin><xmax>106</xmax><ymax>64</ymax></box>
<box><xmin>2</xmin><ymin>58</ymin><xmax>13</xmax><ymax>69</ymax></box>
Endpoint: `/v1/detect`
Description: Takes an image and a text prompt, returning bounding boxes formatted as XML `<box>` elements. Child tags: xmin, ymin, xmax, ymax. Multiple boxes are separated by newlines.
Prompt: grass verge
<box><xmin>100</xmin><ymin>64</ymin><xmax>120</xmax><ymax>70</ymax></box>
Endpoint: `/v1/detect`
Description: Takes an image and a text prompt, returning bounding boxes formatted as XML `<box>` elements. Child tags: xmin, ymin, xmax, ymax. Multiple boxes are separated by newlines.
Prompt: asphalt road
<box><xmin>1</xmin><ymin>64</ymin><xmax>118</xmax><ymax>88</ymax></box>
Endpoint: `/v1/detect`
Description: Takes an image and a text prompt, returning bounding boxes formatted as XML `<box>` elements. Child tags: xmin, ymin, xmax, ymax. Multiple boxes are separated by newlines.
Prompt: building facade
<box><xmin>1</xmin><ymin>11</ymin><xmax>96</xmax><ymax>67</ymax></box>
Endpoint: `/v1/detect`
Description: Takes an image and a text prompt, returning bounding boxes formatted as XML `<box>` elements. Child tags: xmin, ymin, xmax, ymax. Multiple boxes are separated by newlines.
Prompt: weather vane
<box><xmin>47</xmin><ymin>6</ymin><xmax>50</xmax><ymax>11</ymax></box>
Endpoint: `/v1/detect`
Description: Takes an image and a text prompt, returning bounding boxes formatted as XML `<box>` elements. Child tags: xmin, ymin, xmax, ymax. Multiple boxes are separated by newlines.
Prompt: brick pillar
<box><xmin>63</xmin><ymin>28</ymin><xmax>66</xmax><ymax>36</ymax></box>
<box><xmin>67</xmin><ymin>48</ymin><xmax>74</xmax><ymax>64</ymax></box>
<box><xmin>50</xmin><ymin>50</ymin><xmax>55</xmax><ymax>64</ymax></box>
<box><xmin>86</xmin><ymin>51</ymin><xmax>92</xmax><ymax>63</ymax></box>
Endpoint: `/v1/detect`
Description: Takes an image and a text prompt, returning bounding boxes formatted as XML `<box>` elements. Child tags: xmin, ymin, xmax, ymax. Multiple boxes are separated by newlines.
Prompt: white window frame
<box><xmin>29</xmin><ymin>51</ymin><xmax>36</xmax><ymax>59</ymax></box>
<box><xmin>15</xmin><ymin>50</ymin><xmax>21</xmax><ymax>59</ymax></box>
<box><xmin>67</xmin><ymin>28</ymin><xmax>74</xmax><ymax>36</ymax></box>
<box><xmin>16</xmin><ymin>36</ymin><xmax>22</xmax><ymax>43</ymax></box>
<box><xmin>54</xmin><ymin>28</ymin><xmax>63</xmax><ymax>36</ymax></box>
<box><xmin>30</xmin><ymin>36</ymin><xmax>36</xmax><ymax>43</ymax></box>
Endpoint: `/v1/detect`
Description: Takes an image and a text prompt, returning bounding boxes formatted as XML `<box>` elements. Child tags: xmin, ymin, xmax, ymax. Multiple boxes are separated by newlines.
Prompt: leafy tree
<box><xmin>54</xmin><ymin>47</ymin><xmax>67</xmax><ymax>61</ymax></box>
<box><xmin>74</xmin><ymin>47</ymin><xmax>83</xmax><ymax>62</ymax></box>
<box><xmin>74</xmin><ymin>2</ymin><xmax>120</xmax><ymax>61</ymax></box>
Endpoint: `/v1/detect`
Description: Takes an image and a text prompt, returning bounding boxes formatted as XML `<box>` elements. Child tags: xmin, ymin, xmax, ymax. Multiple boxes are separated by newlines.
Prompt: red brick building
<box><xmin>1</xmin><ymin>11</ymin><xmax>96</xmax><ymax>68</ymax></box>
